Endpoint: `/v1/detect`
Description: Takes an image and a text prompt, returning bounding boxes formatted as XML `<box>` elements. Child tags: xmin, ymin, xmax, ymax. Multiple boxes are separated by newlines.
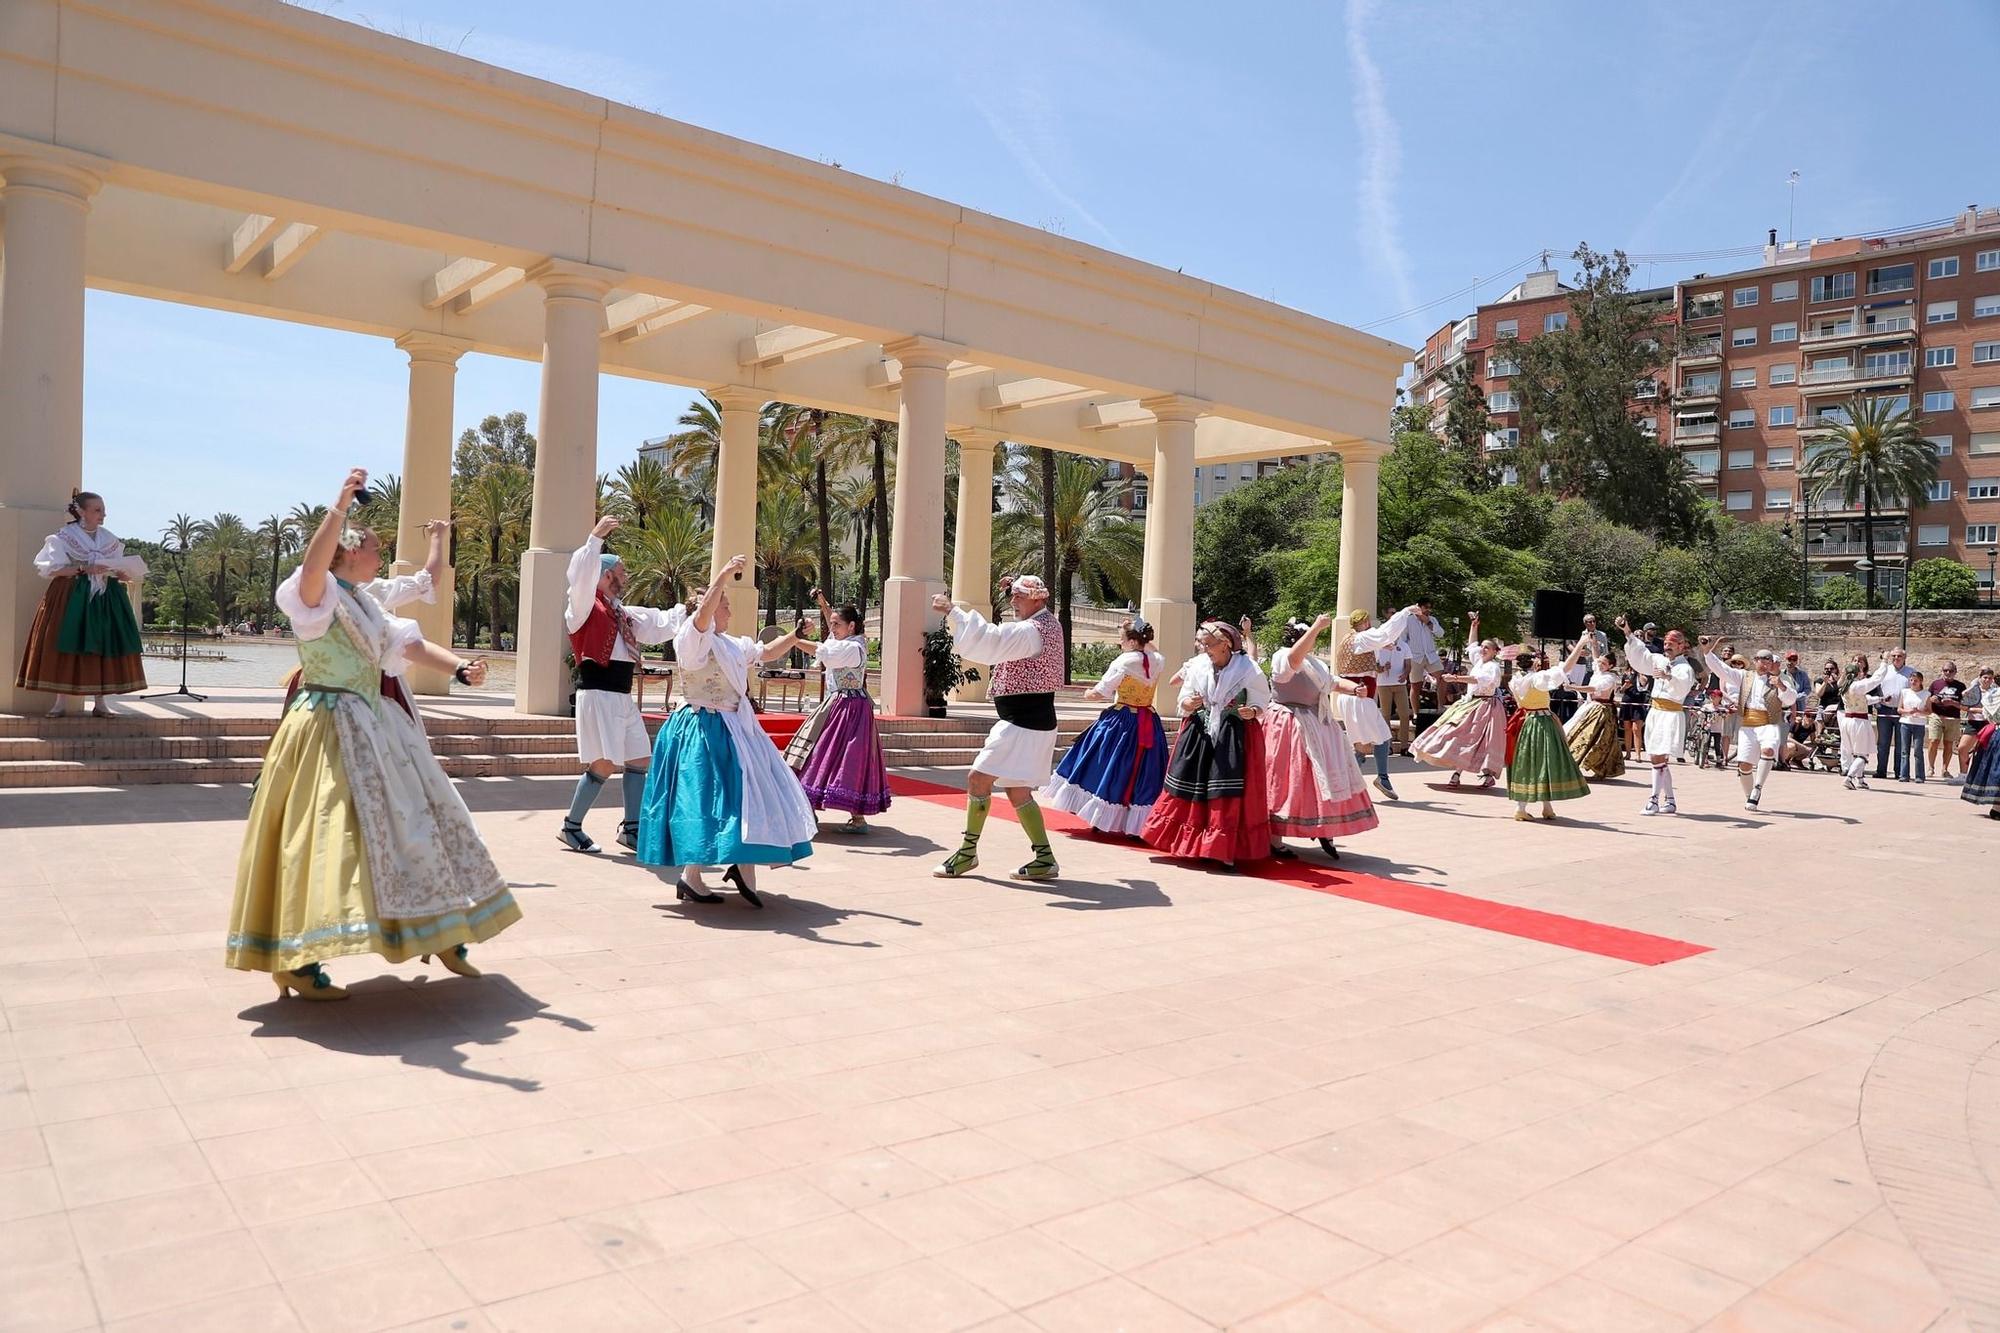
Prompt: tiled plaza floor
<box><xmin>1</xmin><ymin>755</ymin><xmax>1993</xmax><ymax>1332</ymax></box>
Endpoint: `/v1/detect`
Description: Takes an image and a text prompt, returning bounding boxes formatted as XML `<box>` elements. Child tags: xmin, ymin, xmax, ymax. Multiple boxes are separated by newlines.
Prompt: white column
<box><xmin>515</xmin><ymin>259</ymin><xmax>616</xmax><ymax>716</ymax></box>
<box><xmin>878</xmin><ymin>337</ymin><xmax>955</xmax><ymax>717</ymax></box>
<box><xmin>0</xmin><ymin>157</ymin><xmax>101</xmax><ymax>715</ymax></box>
<box><xmin>949</xmin><ymin>430</ymin><xmax>998</xmax><ymax>703</ymax></box>
<box><xmin>1140</xmin><ymin>397</ymin><xmax>1202</xmax><ymax>671</ymax></box>
<box><xmin>1336</xmin><ymin>442</ymin><xmax>1386</xmax><ymax>621</ymax></box>
<box><xmin>392</xmin><ymin>332</ymin><xmax>469</xmax><ymax>696</ymax></box>
<box><xmin>708</xmin><ymin>386</ymin><xmax>765</xmax><ymax>627</ymax></box>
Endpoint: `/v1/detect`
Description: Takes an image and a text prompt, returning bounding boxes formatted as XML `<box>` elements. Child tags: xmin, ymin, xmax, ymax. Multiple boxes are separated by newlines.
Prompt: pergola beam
<box><xmin>978</xmin><ymin>377</ymin><xmax>1097</xmax><ymax>413</ymax></box>
<box><xmin>737</xmin><ymin>324</ymin><xmax>860</xmax><ymax>368</ymax></box>
<box><xmin>451</xmin><ymin>265</ymin><xmax>527</xmax><ymax>314</ymax></box>
<box><xmin>224</xmin><ymin>213</ymin><xmax>285</xmax><ymax>274</ymax></box>
<box><xmin>422</xmin><ymin>256</ymin><xmax>499</xmax><ymax>309</ymax></box>
<box><xmin>614</xmin><ymin>302</ymin><xmax>712</xmax><ymax>344</ymax></box>
<box><xmin>262</xmin><ymin>222</ymin><xmax>323</xmax><ymax>280</ymax></box>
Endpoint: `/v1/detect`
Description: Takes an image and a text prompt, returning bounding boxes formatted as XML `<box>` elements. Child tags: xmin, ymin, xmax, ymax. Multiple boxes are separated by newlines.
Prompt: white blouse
<box><xmin>277</xmin><ymin>569</ymin><xmax>425</xmax><ymax>673</ymax></box>
<box><xmin>1586</xmin><ymin>669</ymin><xmax>1621</xmax><ymax>701</ymax></box>
<box><xmin>1086</xmin><ymin>649</ymin><xmax>1164</xmax><ymax>701</ymax></box>
<box><xmin>1464</xmin><ymin>653</ymin><xmax>1502</xmax><ymax>698</ymax></box>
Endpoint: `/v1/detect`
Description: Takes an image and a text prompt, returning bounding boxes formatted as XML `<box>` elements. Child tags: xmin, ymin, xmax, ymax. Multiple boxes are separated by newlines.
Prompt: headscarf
<box><xmin>1348</xmin><ymin>609</ymin><xmax>1370</xmax><ymax>629</ymax></box>
<box><xmin>1182</xmin><ymin>620</ymin><xmax>1270</xmax><ymax>739</ymax></box>
<box><xmin>600</xmin><ymin>552</ymin><xmax>623</xmax><ymax>576</ymax></box>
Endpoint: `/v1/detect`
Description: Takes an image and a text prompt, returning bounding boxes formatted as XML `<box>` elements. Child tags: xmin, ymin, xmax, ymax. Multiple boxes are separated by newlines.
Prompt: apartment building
<box><xmin>1412</xmin><ymin>206</ymin><xmax>2000</xmax><ymax>600</ymax></box>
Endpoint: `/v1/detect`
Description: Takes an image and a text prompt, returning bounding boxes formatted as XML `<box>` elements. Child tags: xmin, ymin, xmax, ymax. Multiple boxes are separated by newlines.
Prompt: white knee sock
<box><xmin>1515</xmin><ymin>800</ymin><xmax>1529</xmax><ymax>816</ymax></box>
<box><xmin>1656</xmin><ymin>765</ymin><xmax>1675</xmax><ymax>801</ymax></box>
<box><xmin>1754</xmin><ymin>759</ymin><xmax>1772</xmax><ymax>793</ymax></box>
<box><xmin>1738</xmin><ymin>766</ymin><xmax>1756</xmax><ymax>798</ymax></box>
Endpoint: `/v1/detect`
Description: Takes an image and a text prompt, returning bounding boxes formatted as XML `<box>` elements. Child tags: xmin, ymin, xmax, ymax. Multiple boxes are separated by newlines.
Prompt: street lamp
<box><xmin>1988</xmin><ymin>545</ymin><xmax>1998</xmax><ymax>608</ymax></box>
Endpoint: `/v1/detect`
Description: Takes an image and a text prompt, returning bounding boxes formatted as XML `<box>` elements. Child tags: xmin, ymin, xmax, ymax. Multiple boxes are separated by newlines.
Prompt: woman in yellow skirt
<box><xmin>226</xmin><ymin>469</ymin><xmax>521</xmax><ymax>1000</ymax></box>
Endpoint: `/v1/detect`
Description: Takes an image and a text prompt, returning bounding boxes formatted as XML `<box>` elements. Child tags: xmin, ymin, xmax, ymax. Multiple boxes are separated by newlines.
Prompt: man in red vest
<box><xmin>559</xmin><ymin>515</ymin><xmax>688</xmax><ymax>853</ymax></box>
<box><xmin>929</xmin><ymin>574</ymin><xmax>1063</xmax><ymax>882</ymax></box>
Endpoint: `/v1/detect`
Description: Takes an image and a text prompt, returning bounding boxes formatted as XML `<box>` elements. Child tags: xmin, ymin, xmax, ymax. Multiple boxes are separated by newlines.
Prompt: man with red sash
<box><xmin>930</xmin><ymin>575</ymin><xmax>1063</xmax><ymax>881</ymax></box>
<box><xmin>559</xmin><ymin>516</ymin><xmax>688</xmax><ymax>853</ymax></box>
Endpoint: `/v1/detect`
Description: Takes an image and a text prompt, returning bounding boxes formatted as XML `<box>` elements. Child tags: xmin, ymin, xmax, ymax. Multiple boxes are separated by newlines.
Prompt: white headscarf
<box><xmin>1180</xmin><ymin>629</ymin><xmax>1272</xmax><ymax>740</ymax></box>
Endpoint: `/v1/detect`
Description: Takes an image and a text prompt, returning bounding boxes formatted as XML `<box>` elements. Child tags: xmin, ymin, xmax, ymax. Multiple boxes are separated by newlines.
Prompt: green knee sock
<box><xmin>963</xmin><ymin>794</ymin><xmax>991</xmax><ymax>842</ymax></box>
<box><xmin>1014</xmin><ymin>797</ymin><xmax>1049</xmax><ymax>849</ymax></box>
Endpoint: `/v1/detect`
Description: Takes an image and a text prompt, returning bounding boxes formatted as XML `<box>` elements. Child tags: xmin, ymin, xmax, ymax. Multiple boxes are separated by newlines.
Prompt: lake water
<box><xmin>143</xmin><ymin>638</ymin><xmax>517</xmax><ymax>694</ymax></box>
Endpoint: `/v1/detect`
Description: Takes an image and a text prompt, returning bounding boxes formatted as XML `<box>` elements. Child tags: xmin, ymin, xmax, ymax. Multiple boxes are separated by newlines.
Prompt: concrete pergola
<box><xmin>0</xmin><ymin>0</ymin><xmax>1409</xmax><ymax>717</ymax></box>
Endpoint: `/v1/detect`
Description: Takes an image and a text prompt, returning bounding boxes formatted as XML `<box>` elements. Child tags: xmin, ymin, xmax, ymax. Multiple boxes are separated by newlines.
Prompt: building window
<box><xmin>1731</xmin><ymin>328</ymin><xmax>1758</xmax><ymax>348</ymax></box>
<box><xmin>1684</xmin><ymin>372</ymin><xmax>1722</xmax><ymax>394</ymax></box>
<box><xmin>1634</xmin><ymin>377</ymin><xmax>1658</xmax><ymax>399</ymax></box>
<box><xmin>1863</xmin><ymin>350</ymin><xmax>1912</xmax><ymax>377</ymax></box>
<box><xmin>1975</xmin><ymin>387</ymin><xmax>2000</xmax><ymax>410</ymax></box>
<box><xmin>1976</xmin><ymin>295</ymin><xmax>2000</xmax><ymax>318</ymax></box>
<box><xmin>1733</xmin><ymin>287</ymin><xmax>1759</xmax><ymax>307</ymax></box>
<box><xmin>1925</xmin><ymin>391</ymin><xmax>1957</xmax><ymax>412</ymax></box>
<box><xmin>1919</xmin><ymin>524</ymin><xmax>1950</xmax><ymax>547</ymax></box>
<box><xmin>1486</xmin><ymin>428</ymin><xmax>1519</xmax><ymax>451</ymax></box>
<box><xmin>1771</xmin><ymin>279</ymin><xmax>1799</xmax><ymax>302</ymax></box>
<box><xmin>1931</xmin><ymin>256</ymin><xmax>1961</xmax><ymax>280</ymax></box>
<box><xmin>1489</xmin><ymin>357</ymin><xmax>1519</xmax><ymax>377</ymax></box>
<box><xmin>1728</xmin><ymin>448</ymin><xmax>1755</xmax><ymax>468</ymax></box>
<box><xmin>1725</xmin><ymin>491</ymin><xmax>1752</xmax><ymax>511</ymax></box>
<box><xmin>1811</xmin><ymin>273</ymin><xmax>1855</xmax><ymax>302</ymax></box>
<box><xmin>1929</xmin><ymin>435</ymin><xmax>1954</xmax><ymax>455</ymax></box>
<box><xmin>1979</xmin><ymin>250</ymin><xmax>2000</xmax><ymax>273</ymax></box>
<box><xmin>1728</xmin><ymin>411</ymin><xmax>1755</xmax><ymax>431</ymax></box>
<box><xmin>1495</xmin><ymin>319</ymin><xmax>1517</xmax><ymax>339</ymax></box>
<box><xmin>1975</xmin><ymin>342</ymin><xmax>2000</xmax><ymax>364</ymax></box>
<box><xmin>1880</xmin><ymin>394</ymin><xmax>1911</xmax><ymax>415</ymax></box>
<box><xmin>1926</xmin><ymin>480</ymin><xmax>1954</xmax><ymax>502</ymax></box>
<box><xmin>1687</xmin><ymin>450</ymin><xmax>1720</xmax><ymax>476</ymax></box>
<box><xmin>1928</xmin><ymin>301</ymin><xmax>1959</xmax><ymax>325</ymax></box>
<box><xmin>1928</xmin><ymin>347</ymin><xmax>1959</xmax><ymax>368</ymax></box>
<box><xmin>1638</xmin><ymin>417</ymin><xmax>1658</xmax><ymax>437</ymax></box>
<box><xmin>1969</xmin><ymin>480</ymin><xmax>2000</xmax><ymax>500</ymax></box>
<box><xmin>1488</xmin><ymin>391</ymin><xmax>1518</xmax><ymax>413</ymax></box>
<box><xmin>1866</xmin><ymin>263</ymin><xmax>1915</xmax><ymax>295</ymax></box>
<box><xmin>1766</xmin><ymin>491</ymin><xmax>1792</xmax><ymax>510</ymax></box>
<box><xmin>1543</xmin><ymin>312</ymin><xmax>1568</xmax><ymax>332</ymax></box>
<box><xmin>1769</xmin><ymin>405</ymin><xmax>1796</xmax><ymax>427</ymax></box>
<box><xmin>1974</xmin><ymin>433</ymin><xmax>2000</xmax><ymax>455</ymax></box>
<box><xmin>1769</xmin><ymin>363</ymin><xmax>1798</xmax><ymax>385</ymax></box>
<box><xmin>1730</xmin><ymin>368</ymin><xmax>1758</xmax><ymax>389</ymax></box>
<box><xmin>1768</xmin><ymin>447</ymin><xmax>1795</xmax><ymax>469</ymax></box>
<box><xmin>1770</xmin><ymin>321</ymin><xmax>1798</xmax><ymax>343</ymax></box>
<box><xmin>1971</xmin><ymin>523</ymin><xmax>2000</xmax><ymax>545</ymax></box>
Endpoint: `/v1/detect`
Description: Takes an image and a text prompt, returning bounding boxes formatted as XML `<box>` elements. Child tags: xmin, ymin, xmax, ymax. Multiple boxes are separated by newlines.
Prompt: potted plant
<box><xmin>921</xmin><ymin>624</ymin><xmax>979</xmax><ymax>718</ymax></box>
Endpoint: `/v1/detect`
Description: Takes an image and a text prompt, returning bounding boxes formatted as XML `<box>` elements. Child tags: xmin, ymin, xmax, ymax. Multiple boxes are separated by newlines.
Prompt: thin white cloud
<box><xmin>972</xmin><ymin>91</ymin><xmax>1123</xmax><ymax>249</ymax></box>
<box><xmin>1345</xmin><ymin>0</ymin><xmax>1418</xmax><ymax>320</ymax></box>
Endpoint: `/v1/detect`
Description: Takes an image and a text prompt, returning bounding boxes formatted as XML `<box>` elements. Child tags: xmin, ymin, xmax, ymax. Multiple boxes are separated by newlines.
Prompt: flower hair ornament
<box><xmin>336</xmin><ymin>523</ymin><xmax>367</xmax><ymax>552</ymax></box>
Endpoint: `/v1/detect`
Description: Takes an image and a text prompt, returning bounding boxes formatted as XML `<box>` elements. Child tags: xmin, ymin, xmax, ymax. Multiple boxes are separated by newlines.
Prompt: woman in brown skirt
<box><xmin>16</xmin><ymin>491</ymin><xmax>148</xmax><ymax>717</ymax></box>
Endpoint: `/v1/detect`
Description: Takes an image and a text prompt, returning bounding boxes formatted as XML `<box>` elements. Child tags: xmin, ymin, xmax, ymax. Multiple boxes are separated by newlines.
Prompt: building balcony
<box><xmin>1809</xmin><ymin>538</ymin><xmax>1908</xmax><ymax>559</ymax></box>
<box><xmin>1798</xmin><ymin>362</ymin><xmax>1915</xmax><ymax>395</ymax></box>
<box><xmin>1678</xmin><ymin>342</ymin><xmax>1724</xmax><ymax>366</ymax></box>
<box><xmin>1673</xmin><ymin>424</ymin><xmax>1721</xmax><ymax>445</ymax></box>
<box><xmin>1800</xmin><ymin>312</ymin><xmax>1917</xmax><ymax>349</ymax></box>
<box><xmin>1678</xmin><ymin>386</ymin><xmax>1722</xmax><ymax>407</ymax></box>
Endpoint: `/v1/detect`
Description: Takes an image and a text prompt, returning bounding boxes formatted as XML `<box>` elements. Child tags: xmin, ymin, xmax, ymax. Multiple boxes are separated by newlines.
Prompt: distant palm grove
<box><xmin>132</xmin><ymin>398</ymin><xmax>1148</xmax><ymax>679</ymax></box>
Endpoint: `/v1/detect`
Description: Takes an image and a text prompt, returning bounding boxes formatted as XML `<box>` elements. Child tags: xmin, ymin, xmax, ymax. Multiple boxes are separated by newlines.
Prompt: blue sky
<box><xmin>84</xmin><ymin>0</ymin><xmax>1999</xmax><ymax>541</ymax></box>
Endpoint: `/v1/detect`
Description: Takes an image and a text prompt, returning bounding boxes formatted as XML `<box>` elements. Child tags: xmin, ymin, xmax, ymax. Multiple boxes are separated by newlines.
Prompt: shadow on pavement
<box><xmin>653</xmin><ymin>892</ymin><xmax>923</xmax><ymax>947</ymax></box>
<box><xmin>238</xmin><ymin>973</ymin><xmax>592</xmax><ymax>1091</ymax></box>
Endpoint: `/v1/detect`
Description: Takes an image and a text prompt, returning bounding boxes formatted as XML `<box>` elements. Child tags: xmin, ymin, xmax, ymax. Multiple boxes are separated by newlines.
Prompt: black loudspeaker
<box><xmin>1531</xmin><ymin>589</ymin><xmax>1585</xmax><ymax>641</ymax></box>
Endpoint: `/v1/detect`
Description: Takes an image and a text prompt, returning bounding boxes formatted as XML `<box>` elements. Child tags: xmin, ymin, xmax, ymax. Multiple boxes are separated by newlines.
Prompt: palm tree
<box><xmin>1038</xmin><ymin>448</ymin><xmax>1058</xmax><ymax>601</ymax></box>
<box><xmin>1801</xmin><ymin>394</ymin><xmax>1938</xmax><ymax>607</ymax></box>
<box><xmin>651</xmin><ymin>393</ymin><xmax>786</xmax><ymax>519</ymax></box>
<box><xmin>604</xmin><ymin>455</ymin><xmax>683</xmax><ymax>529</ymax></box>
<box><xmin>753</xmin><ymin>489</ymin><xmax>817</xmax><ymax>627</ymax></box>
<box><xmin>286</xmin><ymin>503</ymin><xmax>329</xmax><ymax>548</ymax></box>
<box><xmin>353</xmin><ymin>473</ymin><xmax>402</xmax><ymax>561</ymax></box>
<box><xmin>993</xmin><ymin>457</ymin><xmax>1144</xmax><ymax>679</ymax></box>
<box><xmin>455</xmin><ymin>464</ymin><xmax>532</xmax><ymax>648</ymax></box>
<box><xmin>192</xmin><ymin>512</ymin><xmax>257</xmax><ymax>624</ymax></box>
<box><xmin>255</xmin><ymin>514</ymin><xmax>298</xmax><ymax>618</ymax></box>
<box><xmin>833</xmin><ymin>474</ymin><xmax>876</xmax><ymax>612</ymax></box>
<box><xmin>162</xmin><ymin>513</ymin><xmax>201</xmax><ymax>554</ymax></box>
<box><xmin>621</xmin><ymin>508</ymin><xmax>714</xmax><ymax>609</ymax></box>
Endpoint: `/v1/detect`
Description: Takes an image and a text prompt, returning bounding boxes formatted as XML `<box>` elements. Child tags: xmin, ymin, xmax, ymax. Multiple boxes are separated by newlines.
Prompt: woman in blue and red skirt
<box><xmin>1139</xmin><ymin>620</ymin><xmax>1272</xmax><ymax>873</ymax></box>
<box><xmin>1042</xmin><ymin>617</ymin><xmax>1167</xmax><ymax>836</ymax></box>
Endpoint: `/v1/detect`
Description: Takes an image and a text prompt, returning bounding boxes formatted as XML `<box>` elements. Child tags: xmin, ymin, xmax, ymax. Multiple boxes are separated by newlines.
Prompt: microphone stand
<box><xmin>144</xmin><ymin>543</ymin><xmax>208</xmax><ymax>702</ymax></box>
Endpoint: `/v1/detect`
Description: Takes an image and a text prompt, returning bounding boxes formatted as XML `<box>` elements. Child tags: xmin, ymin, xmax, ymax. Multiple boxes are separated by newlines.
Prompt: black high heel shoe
<box><xmin>1318</xmin><ymin>838</ymin><xmax>1341</xmax><ymax>860</ymax></box>
<box><xmin>676</xmin><ymin>878</ymin><xmax>723</xmax><ymax>904</ymax></box>
<box><xmin>720</xmin><ymin>864</ymin><xmax>763</xmax><ymax>909</ymax></box>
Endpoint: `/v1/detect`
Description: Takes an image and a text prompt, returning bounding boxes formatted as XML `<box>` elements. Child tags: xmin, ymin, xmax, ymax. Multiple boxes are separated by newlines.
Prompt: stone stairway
<box><xmin>0</xmin><ymin>712</ymin><xmax>580</xmax><ymax>787</ymax></box>
<box><xmin>875</xmin><ymin>714</ymin><xmax>1094</xmax><ymax>769</ymax></box>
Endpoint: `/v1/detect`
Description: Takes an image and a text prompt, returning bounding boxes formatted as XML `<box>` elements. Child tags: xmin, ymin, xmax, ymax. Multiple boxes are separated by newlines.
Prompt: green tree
<box><xmin>651</xmin><ymin>395</ymin><xmax>787</xmax><ymax>523</ymax></box>
<box><xmin>993</xmin><ymin>456</ymin><xmax>1145</xmax><ymax>679</ymax></box>
<box><xmin>454</xmin><ymin>411</ymin><xmax>537</xmax><ymax>481</ymax></box>
<box><xmin>1630</xmin><ymin>546</ymin><xmax>1711</xmax><ymax>637</ymax></box>
<box><xmin>1533</xmin><ymin>498</ymin><xmax>1653</xmax><ymax>619</ymax></box>
<box><xmin>192</xmin><ymin>512</ymin><xmax>257</xmax><ymax>624</ymax></box>
<box><xmin>455</xmin><ymin>464</ymin><xmax>531</xmax><ymax>649</ymax></box>
<box><xmin>1814</xmin><ymin>575</ymin><xmax>1867</xmax><ymax>610</ymax></box>
<box><xmin>255</xmin><ymin>513</ymin><xmax>298</xmax><ymax>619</ymax></box>
<box><xmin>821</xmin><ymin>414</ymin><xmax>898</xmax><ymax>612</ymax></box>
<box><xmin>1495</xmin><ymin>244</ymin><xmax>1700</xmax><ymax>540</ymax></box>
<box><xmin>604</xmin><ymin>455</ymin><xmax>684</xmax><ymax>530</ymax></box>
<box><xmin>1706</xmin><ymin>517</ymin><xmax>1800</xmax><ymax>611</ymax></box>
<box><xmin>753</xmin><ymin>488</ymin><xmax>817</xmax><ymax>627</ymax></box>
<box><xmin>620</xmin><ymin>508</ymin><xmax>713</xmax><ymax>610</ymax></box>
<box><xmin>1800</xmin><ymin>394</ymin><xmax>1938</xmax><ymax>609</ymax></box>
<box><xmin>352</xmin><ymin>472</ymin><xmax>401</xmax><ymax>562</ymax></box>
<box><xmin>162</xmin><ymin>513</ymin><xmax>201</xmax><ymax>555</ymax></box>
<box><xmin>1192</xmin><ymin>467</ymin><xmax>1323</xmax><ymax>621</ymax></box>
<box><xmin>1908</xmin><ymin>557</ymin><xmax>1980</xmax><ymax>610</ymax></box>
<box><xmin>1438</xmin><ymin>358</ymin><xmax>1498</xmax><ymax>486</ymax></box>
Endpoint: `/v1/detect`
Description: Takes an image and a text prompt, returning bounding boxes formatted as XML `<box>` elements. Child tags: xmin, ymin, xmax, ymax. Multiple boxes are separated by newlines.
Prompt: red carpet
<box><xmin>884</xmin><ymin>774</ymin><xmax>1709</xmax><ymax>967</ymax></box>
<box><xmin>642</xmin><ymin>710</ymin><xmax>806</xmax><ymax>749</ymax></box>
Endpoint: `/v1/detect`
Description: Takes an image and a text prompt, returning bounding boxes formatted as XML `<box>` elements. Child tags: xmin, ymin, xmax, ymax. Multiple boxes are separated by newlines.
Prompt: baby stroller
<box><xmin>1807</xmin><ymin>707</ymin><xmax>1844</xmax><ymax>773</ymax></box>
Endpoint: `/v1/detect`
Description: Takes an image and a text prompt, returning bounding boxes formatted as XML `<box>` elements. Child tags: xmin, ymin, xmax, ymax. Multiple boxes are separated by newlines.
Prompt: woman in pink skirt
<box><xmin>1265</xmin><ymin>613</ymin><xmax>1378</xmax><ymax>860</ymax></box>
<box><xmin>1410</xmin><ymin>611</ymin><xmax>1506</xmax><ymax>789</ymax></box>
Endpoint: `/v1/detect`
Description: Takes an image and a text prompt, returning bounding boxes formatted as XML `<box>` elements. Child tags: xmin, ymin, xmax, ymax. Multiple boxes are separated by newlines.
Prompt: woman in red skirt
<box><xmin>1140</xmin><ymin>620</ymin><xmax>1273</xmax><ymax>873</ymax></box>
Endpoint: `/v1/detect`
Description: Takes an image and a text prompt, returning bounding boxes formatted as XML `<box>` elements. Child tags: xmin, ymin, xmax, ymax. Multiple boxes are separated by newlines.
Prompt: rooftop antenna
<box><xmin>1786</xmin><ymin>170</ymin><xmax>1801</xmax><ymax>244</ymax></box>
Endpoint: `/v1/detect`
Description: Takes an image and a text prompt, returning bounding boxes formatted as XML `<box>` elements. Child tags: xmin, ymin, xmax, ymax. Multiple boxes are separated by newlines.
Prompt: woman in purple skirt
<box><xmin>790</xmin><ymin>595</ymin><xmax>892</xmax><ymax>833</ymax></box>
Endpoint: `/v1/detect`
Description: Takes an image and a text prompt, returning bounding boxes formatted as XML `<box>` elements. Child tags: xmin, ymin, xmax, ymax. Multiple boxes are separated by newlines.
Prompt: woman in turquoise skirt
<box><xmin>637</xmin><ymin>555</ymin><xmax>818</xmax><ymax>907</ymax></box>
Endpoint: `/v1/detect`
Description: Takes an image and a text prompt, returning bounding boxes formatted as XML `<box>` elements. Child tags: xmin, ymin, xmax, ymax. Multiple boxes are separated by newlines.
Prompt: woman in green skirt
<box><xmin>1506</xmin><ymin>637</ymin><xmax>1592</xmax><ymax>821</ymax></box>
<box><xmin>15</xmin><ymin>491</ymin><xmax>147</xmax><ymax>716</ymax></box>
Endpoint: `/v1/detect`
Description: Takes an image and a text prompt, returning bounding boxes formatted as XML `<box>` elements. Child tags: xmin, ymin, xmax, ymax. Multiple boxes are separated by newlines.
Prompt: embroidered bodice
<box><xmin>1113</xmin><ymin>674</ymin><xmax>1157</xmax><ymax>708</ymax></box>
<box><xmin>678</xmin><ymin>653</ymin><xmax>741</xmax><ymax>710</ymax></box>
<box><xmin>293</xmin><ymin>610</ymin><xmax>384</xmax><ymax>706</ymax></box>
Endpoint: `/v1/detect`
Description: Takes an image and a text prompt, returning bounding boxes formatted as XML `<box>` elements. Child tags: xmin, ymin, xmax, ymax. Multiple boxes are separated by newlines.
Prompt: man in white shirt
<box><xmin>1864</xmin><ymin>648</ymin><xmax>1914</xmax><ymax>780</ymax></box>
<box><xmin>1577</xmin><ymin>614</ymin><xmax>1609</xmax><ymax>665</ymax></box>
<box><xmin>1377</xmin><ymin>640</ymin><xmax>1416</xmax><ymax>753</ymax></box>
<box><xmin>1617</xmin><ymin>614</ymin><xmax>1698</xmax><ymax>815</ymax></box>
<box><xmin>1396</xmin><ymin>596</ymin><xmax>1447</xmax><ymax>719</ymax></box>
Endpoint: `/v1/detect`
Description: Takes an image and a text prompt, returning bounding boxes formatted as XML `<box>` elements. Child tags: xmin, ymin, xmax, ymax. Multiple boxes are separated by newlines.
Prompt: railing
<box><xmin>1801</xmin><ymin>362</ymin><xmax>1912</xmax><ymax>386</ymax></box>
<box><xmin>1679</xmin><ymin>341</ymin><xmax>1724</xmax><ymax>360</ymax></box>
<box><xmin>1866</xmin><ymin>278</ymin><xmax>1915</xmax><ymax>296</ymax></box>
<box><xmin>1810</xmin><ymin>538</ymin><xmax>1908</xmax><ymax>557</ymax></box>
<box><xmin>1801</xmin><ymin>315</ymin><xmax>1914</xmax><ymax>345</ymax></box>
<box><xmin>1673</xmin><ymin>426</ymin><xmax>1721</xmax><ymax>444</ymax></box>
